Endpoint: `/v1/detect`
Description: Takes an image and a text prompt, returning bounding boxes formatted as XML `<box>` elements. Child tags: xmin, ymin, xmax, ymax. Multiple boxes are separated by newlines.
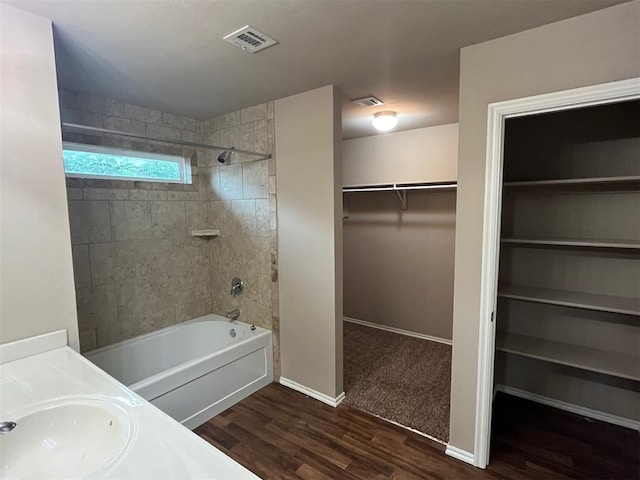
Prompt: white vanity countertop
<box><xmin>0</xmin><ymin>345</ymin><xmax>259</xmax><ymax>479</ymax></box>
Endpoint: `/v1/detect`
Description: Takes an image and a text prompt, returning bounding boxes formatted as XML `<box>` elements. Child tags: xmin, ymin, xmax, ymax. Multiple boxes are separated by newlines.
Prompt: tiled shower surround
<box><xmin>60</xmin><ymin>90</ymin><xmax>279</xmax><ymax>372</ymax></box>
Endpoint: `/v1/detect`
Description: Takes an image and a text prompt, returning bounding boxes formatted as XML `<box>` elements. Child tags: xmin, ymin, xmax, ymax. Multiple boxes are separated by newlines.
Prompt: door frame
<box><xmin>474</xmin><ymin>77</ymin><xmax>640</xmax><ymax>469</ymax></box>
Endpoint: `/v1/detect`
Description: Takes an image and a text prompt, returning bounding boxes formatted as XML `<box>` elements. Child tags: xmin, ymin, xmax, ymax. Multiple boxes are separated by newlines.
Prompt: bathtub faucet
<box><xmin>230</xmin><ymin>277</ymin><xmax>244</xmax><ymax>297</ymax></box>
<box><xmin>226</xmin><ymin>309</ymin><xmax>240</xmax><ymax>321</ymax></box>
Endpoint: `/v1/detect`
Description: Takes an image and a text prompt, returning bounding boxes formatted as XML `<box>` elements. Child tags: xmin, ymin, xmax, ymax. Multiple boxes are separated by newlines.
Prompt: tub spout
<box><xmin>226</xmin><ymin>309</ymin><xmax>240</xmax><ymax>321</ymax></box>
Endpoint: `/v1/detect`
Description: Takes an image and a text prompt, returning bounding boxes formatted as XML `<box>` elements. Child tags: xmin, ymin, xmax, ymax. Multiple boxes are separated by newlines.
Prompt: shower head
<box><xmin>217</xmin><ymin>150</ymin><xmax>233</xmax><ymax>164</ymax></box>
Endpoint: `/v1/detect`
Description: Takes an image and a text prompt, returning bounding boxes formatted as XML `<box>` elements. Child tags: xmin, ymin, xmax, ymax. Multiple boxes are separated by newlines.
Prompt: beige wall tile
<box><xmin>267</xmin><ymin>101</ymin><xmax>274</xmax><ymax>120</ymax></box>
<box><xmin>103</xmin><ymin>115</ymin><xmax>145</xmax><ymax>135</ymax></box>
<box><xmin>68</xmin><ymin>200</ymin><xmax>111</xmax><ymax>244</ymax></box>
<box><xmin>163</xmin><ymin>112</ymin><xmax>197</xmax><ymax>131</ymax></box>
<box><xmin>210</xmin><ymin>129</ymin><xmax>230</xmax><ymax>150</ymax></box>
<box><xmin>242</xmin><ymin>160</ymin><xmax>269</xmax><ymax>199</ymax></box>
<box><xmin>77</xmin><ymin>92</ymin><xmax>124</xmax><ymax>117</ymax></box>
<box><xmin>220</xmin><ymin>111</ymin><xmax>241</xmax><ymax>128</ymax></box>
<box><xmin>168</xmin><ymin>191</ymin><xmax>200</xmax><ymax>201</ymax></box>
<box><xmin>254</xmin><ymin>119</ymin><xmax>269</xmax><ymax>153</ymax></box>
<box><xmin>198</xmin><ymin>167</ymin><xmax>220</xmax><ymax>200</ymax></box>
<box><xmin>197</xmin><ymin>117</ymin><xmax>216</xmax><ymax>133</ymax></box>
<box><xmin>151</xmin><ymin>201</ymin><xmax>186</xmax><ymax>238</ymax></box>
<box><xmin>230</xmin><ymin>200</ymin><xmax>256</xmax><ymax>236</ymax></box>
<box><xmin>60</xmin><ymin>108</ymin><xmax>103</xmax><ymax>128</ymax></box>
<box><xmin>71</xmin><ymin>244</ymin><xmax>92</xmax><ymax>288</ymax></box>
<box><xmin>228</xmin><ymin>123</ymin><xmax>254</xmax><ymax>152</ymax></box>
<box><xmin>110</xmin><ymin>200</ymin><xmax>152</xmax><ymax>241</ymax></box>
<box><xmin>96</xmin><ymin>321</ymin><xmax>138</xmax><ymax>347</ymax></box>
<box><xmin>186</xmin><ymin>201</ymin><xmax>209</xmax><ymax>233</ymax></box>
<box><xmin>89</xmin><ymin>242</ymin><xmax>135</xmax><ymax>286</ymax></box>
<box><xmin>66</xmin><ymin>188</ymin><xmax>83</xmax><ymax>200</ymax></box>
<box><xmin>83</xmin><ymin>188</ymin><xmax>129</xmax><ymax>200</ymax></box>
<box><xmin>146</xmin><ymin>123</ymin><xmax>181</xmax><ymax>141</ymax></box>
<box><xmin>241</xmin><ymin>104</ymin><xmax>267</xmax><ymax>123</ymax></box>
<box><xmin>181</xmin><ymin>130</ymin><xmax>198</xmax><ymax>143</ymax></box>
<box><xmin>267</xmin><ymin>119</ymin><xmax>275</xmax><ymax>139</ymax></box>
<box><xmin>78</xmin><ymin>329</ymin><xmax>97</xmax><ymax>353</ymax></box>
<box><xmin>124</xmin><ymin>104</ymin><xmax>162</xmax><ymax>123</ymax></box>
<box><xmin>129</xmin><ymin>189</ymin><xmax>168</xmax><ymax>201</ymax></box>
<box><xmin>76</xmin><ymin>284</ymin><xmax>118</xmax><ymax>330</ymax></box>
<box><xmin>219</xmin><ymin>164</ymin><xmax>243</xmax><ymax>200</ymax></box>
<box><xmin>256</xmin><ymin>199</ymin><xmax>270</xmax><ymax>237</ymax></box>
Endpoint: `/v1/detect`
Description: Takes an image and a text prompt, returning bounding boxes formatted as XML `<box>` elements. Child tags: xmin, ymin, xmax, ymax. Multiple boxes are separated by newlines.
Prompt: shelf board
<box><xmin>501</xmin><ymin>237</ymin><xmax>640</xmax><ymax>250</ymax></box>
<box><xmin>503</xmin><ymin>175</ymin><xmax>640</xmax><ymax>187</ymax></box>
<box><xmin>498</xmin><ymin>285</ymin><xmax>640</xmax><ymax>316</ymax></box>
<box><xmin>496</xmin><ymin>332</ymin><xmax>640</xmax><ymax>381</ymax></box>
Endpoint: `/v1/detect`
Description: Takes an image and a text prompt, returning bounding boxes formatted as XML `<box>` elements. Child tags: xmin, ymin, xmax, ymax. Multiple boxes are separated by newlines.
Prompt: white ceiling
<box><xmin>5</xmin><ymin>0</ymin><xmax>628</xmax><ymax>138</ymax></box>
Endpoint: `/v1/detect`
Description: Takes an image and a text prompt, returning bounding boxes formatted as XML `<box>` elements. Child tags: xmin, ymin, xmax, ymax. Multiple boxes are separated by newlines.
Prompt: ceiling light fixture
<box><xmin>372</xmin><ymin>111</ymin><xmax>398</xmax><ymax>132</ymax></box>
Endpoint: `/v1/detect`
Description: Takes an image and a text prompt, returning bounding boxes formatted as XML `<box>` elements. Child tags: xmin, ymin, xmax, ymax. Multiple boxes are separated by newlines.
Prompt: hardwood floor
<box><xmin>195</xmin><ymin>383</ymin><xmax>639</xmax><ymax>479</ymax></box>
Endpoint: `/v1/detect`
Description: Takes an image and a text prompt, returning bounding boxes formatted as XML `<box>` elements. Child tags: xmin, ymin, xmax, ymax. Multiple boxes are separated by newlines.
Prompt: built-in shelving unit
<box><xmin>498</xmin><ymin>285</ymin><xmax>640</xmax><ymax>316</ymax></box>
<box><xmin>501</xmin><ymin>237</ymin><xmax>640</xmax><ymax>250</ymax></box>
<box><xmin>494</xmin><ymin>98</ymin><xmax>640</xmax><ymax>426</ymax></box>
<box><xmin>503</xmin><ymin>175</ymin><xmax>640</xmax><ymax>188</ymax></box>
<box><xmin>496</xmin><ymin>332</ymin><xmax>640</xmax><ymax>381</ymax></box>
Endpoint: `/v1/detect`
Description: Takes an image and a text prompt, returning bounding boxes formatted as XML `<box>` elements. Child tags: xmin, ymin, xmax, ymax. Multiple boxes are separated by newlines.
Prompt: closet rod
<box><xmin>342</xmin><ymin>182</ymin><xmax>457</xmax><ymax>193</ymax></box>
<box><xmin>61</xmin><ymin>123</ymin><xmax>272</xmax><ymax>160</ymax></box>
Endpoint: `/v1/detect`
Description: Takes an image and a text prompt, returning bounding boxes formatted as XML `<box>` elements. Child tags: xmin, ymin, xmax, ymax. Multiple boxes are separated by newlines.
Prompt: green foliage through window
<box><xmin>63</xmin><ymin>144</ymin><xmax>184</xmax><ymax>182</ymax></box>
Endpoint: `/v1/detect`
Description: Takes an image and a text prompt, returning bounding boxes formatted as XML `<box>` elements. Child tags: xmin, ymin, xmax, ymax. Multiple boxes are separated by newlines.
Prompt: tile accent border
<box><xmin>0</xmin><ymin>330</ymin><xmax>67</xmax><ymax>364</ymax></box>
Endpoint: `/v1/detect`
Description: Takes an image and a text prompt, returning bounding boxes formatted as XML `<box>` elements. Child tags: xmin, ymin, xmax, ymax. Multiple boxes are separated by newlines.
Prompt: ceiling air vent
<box><xmin>352</xmin><ymin>96</ymin><xmax>384</xmax><ymax>107</ymax></box>
<box><xmin>223</xmin><ymin>25</ymin><xmax>278</xmax><ymax>53</ymax></box>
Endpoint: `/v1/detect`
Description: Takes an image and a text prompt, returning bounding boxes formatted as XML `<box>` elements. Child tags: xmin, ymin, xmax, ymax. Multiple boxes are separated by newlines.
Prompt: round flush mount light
<box><xmin>372</xmin><ymin>111</ymin><xmax>398</xmax><ymax>132</ymax></box>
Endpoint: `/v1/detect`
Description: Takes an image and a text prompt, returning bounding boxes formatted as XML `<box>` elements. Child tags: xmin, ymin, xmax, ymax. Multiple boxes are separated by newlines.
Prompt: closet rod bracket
<box><xmin>395</xmin><ymin>188</ymin><xmax>408</xmax><ymax>210</ymax></box>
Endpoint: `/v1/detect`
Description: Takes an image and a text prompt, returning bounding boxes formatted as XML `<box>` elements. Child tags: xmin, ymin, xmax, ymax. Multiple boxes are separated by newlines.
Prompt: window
<box><xmin>62</xmin><ymin>142</ymin><xmax>190</xmax><ymax>183</ymax></box>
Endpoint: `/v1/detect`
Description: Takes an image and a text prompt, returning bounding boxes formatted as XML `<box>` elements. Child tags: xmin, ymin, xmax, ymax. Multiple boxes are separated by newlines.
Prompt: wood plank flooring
<box><xmin>195</xmin><ymin>383</ymin><xmax>639</xmax><ymax>479</ymax></box>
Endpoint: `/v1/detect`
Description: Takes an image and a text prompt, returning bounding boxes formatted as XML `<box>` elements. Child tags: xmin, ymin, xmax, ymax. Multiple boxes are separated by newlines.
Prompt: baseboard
<box><xmin>496</xmin><ymin>385</ymin><xmax>640</xmax><ymax>432</ymax></box>
<box><xmin>445</xmin><ymin>445</ymin><xmax>475</xmax><ymax>466</ymax></box>
<box><xmin>279</xmin><ymin>377</ymin><xmax>345</xmax><ymax>408</ymax></box>
<box><xmin>344</xmin><ymin>317</ymin><xmax>452</xmax><ymax>346</ymax></box>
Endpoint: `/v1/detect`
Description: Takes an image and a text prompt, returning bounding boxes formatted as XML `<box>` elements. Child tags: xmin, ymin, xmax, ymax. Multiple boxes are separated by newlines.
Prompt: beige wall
<box><xmin>0</xmin><ymin>5</ymin><xmax>79</xmax><ymax>350</ymax></box>
<box><xmin>449</xmin><ymin>1</ymin><xmax>640</xmax><ymax>454</ymax></box>
<box><xmin>344</xmin><ymin>190</ymin><xmax>456</xmax><ymax>340</ymax></box>
<box><xmin>343</xmin><ymin>123</ymin><xmax>458</xmax><ymax>187</ymax></box>
<box><xmin>276</xmin><ymin>85</ymin><xmax>344</xmax><ymax>398</ymax></box>
<box><xmin>60</xmin><ymin>91</ymin><xmax>277</xmax><ymax>353</ymax></box>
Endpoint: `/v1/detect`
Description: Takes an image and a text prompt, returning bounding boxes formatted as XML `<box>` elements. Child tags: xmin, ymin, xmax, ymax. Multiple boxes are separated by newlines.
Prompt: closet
<box><xmin>493</xmin><ymin>100</ymin><xmax>640</xmax><ymax>427</ymax></box>
<box><xmin>341</xmin><ymin>124</ymin><xmax>458</xmax><ymax>442</ymax></box>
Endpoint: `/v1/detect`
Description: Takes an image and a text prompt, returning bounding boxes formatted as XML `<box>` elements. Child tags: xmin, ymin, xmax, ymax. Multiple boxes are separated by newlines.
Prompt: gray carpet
<box><xmin>343</xmin><ymin>322</ymin><xmax>452</xmax><ymax>442</ymax></box>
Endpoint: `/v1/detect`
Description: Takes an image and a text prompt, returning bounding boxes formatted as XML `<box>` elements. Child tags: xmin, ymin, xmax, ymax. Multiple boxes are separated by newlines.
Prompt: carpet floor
<box><xmin>343</xmin><ymin>321</ymin><xmax>452</xmax><ymax>442</ymax></box>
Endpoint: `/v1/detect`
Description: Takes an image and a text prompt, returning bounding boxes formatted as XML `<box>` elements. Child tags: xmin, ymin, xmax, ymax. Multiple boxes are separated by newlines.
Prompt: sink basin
<box><xmin>0</xmin><ymin>397</ymin><xmax>136</xmax><ymax>479</ymax></box>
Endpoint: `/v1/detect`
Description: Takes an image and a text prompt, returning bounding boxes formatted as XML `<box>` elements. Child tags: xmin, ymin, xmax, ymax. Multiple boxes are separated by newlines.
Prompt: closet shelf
<box><xmin>342</xmin><ymin>181</ymin><xmax>457</xmax><ymax>192</ymax></box>
<box><xmin>501</xmin><ymin>237</ymin><xmax>640</xmax><ymax>250</ymax></box>
<box><xmin>503</xmin><ymin>175</ymin><xmax>640</xmax><ymax>188</ymax></box>
<box><xmin>498</xmin><ymin>285</ymin><xmax>640</xmax><ymax>316</ymax></box>
<box><xmin>496</xmin><ymin>332</ymin><xmax>640</xmax><ymax>381</ymax></box>
<box><xmin>342</xmin><ymin>182</ymin><xmax>456</xmax><ymax>210</ymax></box>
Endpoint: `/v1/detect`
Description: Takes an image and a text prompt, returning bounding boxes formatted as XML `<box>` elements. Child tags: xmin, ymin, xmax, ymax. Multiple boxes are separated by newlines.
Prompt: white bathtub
<box><xmin>85</xmin><ymin>314</ymin><xmax>273</xmax><ymax>429</ymax></box>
